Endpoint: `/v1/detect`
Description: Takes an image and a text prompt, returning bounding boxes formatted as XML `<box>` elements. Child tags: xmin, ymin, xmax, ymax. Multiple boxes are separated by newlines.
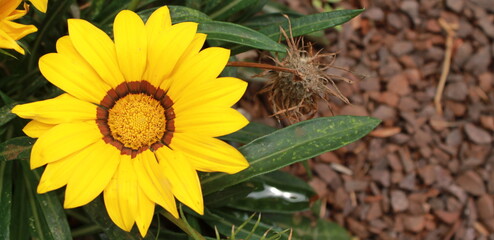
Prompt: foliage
<box><xmin>0</xmin><ymin>0</ymin><xmax>372</xmax><ymax>239</ymax></box>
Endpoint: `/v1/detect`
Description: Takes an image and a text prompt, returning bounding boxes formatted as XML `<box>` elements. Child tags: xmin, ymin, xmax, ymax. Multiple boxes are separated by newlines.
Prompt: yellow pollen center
<box><xmin>107</xmin><ymin>94</ymin><xmax>166</xmax><ymax>150</ymax></box>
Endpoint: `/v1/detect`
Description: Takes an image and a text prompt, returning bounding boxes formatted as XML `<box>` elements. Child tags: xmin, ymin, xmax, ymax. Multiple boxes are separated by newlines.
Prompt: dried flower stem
<box><xmin>227</xmin><ymin>61</ymin><xmax>298</xmax><ymax>75</ymax></box>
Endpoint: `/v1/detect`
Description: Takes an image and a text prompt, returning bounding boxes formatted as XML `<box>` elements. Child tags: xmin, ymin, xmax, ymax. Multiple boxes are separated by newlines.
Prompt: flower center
<box><xmin>96</xmin><ymin>81</ymin><xmax>175</xmax><ymax>158</ymax></box>
<box><xmin>107</xmin><ymin>94</ymin><xmax>165</xmax><ymax>151</ymax></box>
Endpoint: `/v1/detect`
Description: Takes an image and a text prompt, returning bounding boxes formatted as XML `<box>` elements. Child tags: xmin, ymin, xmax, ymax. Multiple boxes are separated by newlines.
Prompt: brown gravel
<box><xmin>243</xmin><ymin>0</ymin><xmax>494</xmax><ymax>238</ymax></box>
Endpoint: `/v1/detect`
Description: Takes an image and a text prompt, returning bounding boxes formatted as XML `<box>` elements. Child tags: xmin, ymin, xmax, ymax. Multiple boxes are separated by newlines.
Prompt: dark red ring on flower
<box><xmin>96</xmin><ymin>80</ymin><xmax>175</xmax><ymax>158</ymax></box>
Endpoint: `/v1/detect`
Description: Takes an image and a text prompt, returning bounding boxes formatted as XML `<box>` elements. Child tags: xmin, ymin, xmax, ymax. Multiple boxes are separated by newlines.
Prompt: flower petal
<box><xmin>68</xmin><ymin>19</ymin><xmax>125</xmax><ymax>88</ymax></box>
<box><xmin>171</xmin><ymin>133</ymin><xmax>249</xmax><ymax>174</ymax></box>
<box><xmin>64</xmin><ymin>140</ymin><xmax>121</xmax><ymax>208</ymax></box>
<box><xmin>165</xmin><ymin>47</ymin><xmax>230</xmax><ymax>101</ymax></box>
<box><xmin>0</xmin><ymin>28</ymin><xmax>25</xmax><ymax>54</ymax></box>
<box><xmin>175</xmin><ymin>33</ymin><xmax>206</xmax><ymax>66</ymax></box>
<box><xmin>135</xmin><ymin>186</ymin><xmax>155</xmax><ymax>237</ymax></box>
<box><xmin>30</xmin><ymin>121</ymin><xmax>101</xmax><ymax>169</ymax></box>
<box><xmin>104</xmin><ymin>157</ymin><xmax>138</xmax><ymax>231</ymax></box>
<box><xmin>22</xmin><ymin>120</ymin><xmax>54</xmax><ymax>138</ymax></box>
<box><xmin>145</xmin><ymin>22</ymin><xmax>197</xmax><ymax>87</ymax></box>
<box><xmin>159</xmin><ymin>33</ymin><xmax>206</xmax><ymax>92</ymax></box>
<box><xmin>39</xmin><ymin>37</ymin><xmax>111</xmax><ymax>104</ymax></box>
<box><xmin>155</xmin><ymin>147</ymin><xmax>203</xmax><ymax>215</ymax></box>
<box><xmin>37</xmin><ymin>145</ymin><xmax>91</xmax><ymax>193</ymax></box>
<box><xmin>174</xmin><ymin>107</ymin><xmax>248</xmax><ymax>137</ymax></box>
<box><xmin>146</xmin><ymin>6</ymin><xmax>172</xmax><ymax>32</ymax></box>
<box><xmin>12</xmin><ymin>94</ymin><xmax>96</xmax><ymax>124</ymax></box>
<box><xmin>0</xmin><ymin>20</ymin><xmax>37</xmax><ymax>41</ymax></box>
<box><xmin>114</xmin><ymin>10</ymin><xmax>147</xmax><ymax>82</ymax></box>
<box><xmin>29</xmin><ymin>0</ymin><xmax>47</xmax><ymax>13</ymax></box>
<box><xmin>0</xmin><ymin>0</ymin><xmax>21</xmax><ymax>19</ymax></box>
<box><xmin>173</xmin><ymin>77</ymin><xmax>247</xmax><ymax>112</ymax></box>
<box><xmin>134</xmin><ymin>150</ymin><xmax>178</xmax><ymax>217</ymax></box>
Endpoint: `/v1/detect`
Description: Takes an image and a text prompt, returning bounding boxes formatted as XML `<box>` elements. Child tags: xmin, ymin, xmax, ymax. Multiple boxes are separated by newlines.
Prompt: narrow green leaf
<box><xmin>242</xmin><ymin>12</ymin><xmax>303</xmax><ymax>29</ymax></box>
<box><xmin>198</xmin><ymin>21</ymin><xmax>286</xmax><ymax>52</ymax></box>
<box><xmin>21</xmin><ymin>162</ymin><xmax>72</xmax><ymax>240</ymax></box>
<box><xmin>0</xmin><ymin>49</ymin><xmax>17</xmax><ymax>59</ymax></box>
<box><xmin>263</xmin><ymin>214</ymin><xmax>351</xmax><ymax>240</ymax></box>
<box><xmin>230</xmin><ymin>9</ymin><xmax>363</xmax><ymax>53</ymax></box>
<box><xmin>227</xmin><ymin>171</ymin><xmax>315</xmax><ymax>213</ymax></box>
<box><xmin>208</xmin><ymin>0</ymin><xmax>258</xmax><ymax>20</ymax></box>
<box><xmin>202</xmin><ymin>0</ymin><xmax>223</xmax><ymax>13</ymax></box>
<box><xmin>219</xmin><ymin>122</ymin><xmax>276</xmax><ymax>144</ymax></box>
<box><xmin>204</xmin><ymin>182</ymin><xmax>258</xmax><ymax>208</ymax></box>
<box><xmin>0</xmin><ymin>162</ymin><xmax>12</xmax><ymax>239</ymax></box>
<box><xmin>90</xmin><ymin>0</ymin><xmax>132</xmax><ymax>24</ymax></box>
<box><xmin>138</xmin><ymin>5</ymin><xmax>211</xmax><ymax>24</ymax></box>
<box><xmin>168</xmin><ymin>5</ymin><xmax>212</xmax><ymax>23</ymax></box>
<box><xmin>259</xmin><ymin>9</ymin><xmax>363</xmax><ymax>40</ymax></box>
<box><xmin>229</xmin><ymin>0</ymin><xmax>269</xmax><ymax>23</ymax></box>
<box><xmin>138</xmin><ymin>6</ymin><xmax>286</xmax><ymax>52</ymax></box>
<box><xmin>202</xmin><ymin>210</ymin><xmax>288</xmax><ymax>240</ymax></box>
<box><xmin>20</xmin><ymin>161</ymin><xmax>54</xmax><ymax>240</ymax></box>
<box><xmin>185</xmin><ymin>0</ymin><xmax>202</xmax><ymax>10</ymax></box>
<box><xmin>0</xmin><ymin>137</ymin><xmax>34</xmax><ymax>162</ymax></box>
<box><xmin>202</xmin><ymin>116</ymin><xmax>380</xmax><ymax>195</ymax></box>
<box><xmin>0</xmin><ymin>103</ymin><xmax>17</xmax><ymax>128</ymax></box>
<box><xmin>10</xmin><ymin>162</ymin><xmax>30</xmax><ymax>240</ymax></box>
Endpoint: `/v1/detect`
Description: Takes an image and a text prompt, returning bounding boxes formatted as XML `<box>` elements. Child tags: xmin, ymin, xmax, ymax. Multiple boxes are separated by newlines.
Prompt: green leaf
<box><xmin>18</xmin><ymin>160</ymin><xmax>60</xmax><ymax>240</ymax></box>
<box><xmin>264</xmin><ymin>214</ymin><xmax>351</xmax><ymax>240</ymax></box>
<box><xmin>204</xmin><ymin>181</ymin><xmax>258</xmax><ymax>208</ymax></box>
<box><xmin>0</xmin><ymin>161</ymin><xmax>12</xmax><ymax>239</ymax></box>
<box><xmin>83</xmin><ymin>196</ymin><xmax>156</xmax><ymax>240</ymax></box>
<box><xmin>201</xmin><ymin>210</ymin><xmax>288</xmax><ymax>240</ymax></box>
<box><xmin>0</xmin><ymin>103</ymin><xmax>17</xmax><ymax>128</ymax></box>
<box><xmin>227</xmin><ymin>171</ymin><xmax>315</xmax><ymax>213</ymax></box>
<box><xmin>89</xmin><ymin>0</ymin><xmax>132</xmax><ymax>24</ymax></box>
<box><xmin>139</xmin><ymin>5</ymin><xmax>212</xmax><ymax>24</ymax></box>
<box><xmin>208</xmin><ymin>0</ymin><xmax>258</xmax><ymax>20</ymax></box>
<box><xmin>0</xmin><ymin>137</ymin><xmax>34</xmax><ymax>162</ymax></box>
<box><xmin>230</xmin><ymin>9</ymin><xmax>363</xmax><ymax>53</ymax></box>
<box><xmin>229</xmin><ymin>0</ymin><xmax>269</xmax><ymax>23</ymax></box>
<box><xmin>170</xmin><ymin>5</ymin><xmax>212</xmax><ymax>23</ymax></box>
<box><xmin>185</xmin><ymin>0</ymin><xmax>202</xmax><ymax>10</ymax></box>
<box><xmin>21</xmin><ymin>162</ymin><xmax>72</xmax><ymax>240</ymax></box>
<box><xmin>202</xmin><ymin>0</ymin><xmax>224</xmax><ymax>13</ymax></box>
<box><xmin>10</xmin><ymin>162</ymin><xmax>30</xmax><ymax>240</ymax></box>
<box><xmin>219</xmin><ymin>122</ymin><xmax>276</xmax><ymax>144</ymax></box>
<box><xmin>242</xmin><ymin>12</ymin><xmax>303</xmax><ymax>29</ymax></box>
<box><xmin>259</xmin><ymin>9</ymin><xmax>363</xmax><ymax>39</ymax></box>
<box><xmin>138</xmin><ymin>6</ymin><xmax>286</xmax><ymax>52</ymax></box>
<box><xmin>201</xmin><ymin>116</ymin><xmax>380</xmax><ymax>195</ymax></box>
<box><xmin>0</xmin><ymin>49</ymin><xmax>17</xmax><ymax>59</ymax></box>
<box><xmin>198</xmin><ymin>21</ymin><xmax>286</xmax><ymax>52</ymax></box>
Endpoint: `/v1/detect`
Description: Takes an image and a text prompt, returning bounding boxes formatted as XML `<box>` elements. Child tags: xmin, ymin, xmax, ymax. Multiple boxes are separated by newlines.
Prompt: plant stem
<box><xmin>227</xmin><ymin>61</ymin><xmax>297</xmax><ymax>75</ymax></box>
<box><xmin>127</xmin><ymin>0</ymin><xmax>141</xmax><ymax>11</ymax></box>
<box><xmin>161</xmin><ymin>207</ymin><xmax>205</xmax><ymax>240</ymax></box>
<box><xmin>71</xmin><ymin>225</ymin><xmax>102</xmax><ymax>238</ymax></box>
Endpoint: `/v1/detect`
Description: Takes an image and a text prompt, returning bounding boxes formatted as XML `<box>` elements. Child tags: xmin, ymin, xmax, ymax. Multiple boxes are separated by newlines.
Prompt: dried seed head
<box><xmin>260</xmin><ymin>26</ymin><xmax>353</xmax><ymax>123</ymax></box>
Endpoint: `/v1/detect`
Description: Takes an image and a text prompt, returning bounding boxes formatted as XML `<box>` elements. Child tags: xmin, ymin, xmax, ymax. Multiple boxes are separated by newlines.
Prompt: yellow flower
<box><xmin>12</xmin><ymin>6</ymin><xmax>249</xmax><ymax>236</ymax></box>
<box><xmin>29</xmin><ymin>0</ymin><xmax>48</xmax><ymax>13</ymax></box>
<box><xmin>0</xmin><ymin>0</ymin><xmax>38</xmax><ymax>54</ymax></box>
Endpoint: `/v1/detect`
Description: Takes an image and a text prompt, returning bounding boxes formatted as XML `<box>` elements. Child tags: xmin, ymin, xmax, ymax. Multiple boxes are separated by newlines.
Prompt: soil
<box><xmin>239</xmin><ymin>0</ymin><xmax>494</xmax><ymax>239</ymax></box>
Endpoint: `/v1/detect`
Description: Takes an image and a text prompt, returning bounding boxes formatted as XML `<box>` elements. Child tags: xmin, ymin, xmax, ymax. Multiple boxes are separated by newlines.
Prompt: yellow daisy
<box><xmin>12</xmin><ymin>6</ymin><xmax>249</xmax><ymax>236</ymax></box>
<box><xmin>0</xmin><ymin>0</ymin><xmax>38</xmax><ymax>54</ymax></box>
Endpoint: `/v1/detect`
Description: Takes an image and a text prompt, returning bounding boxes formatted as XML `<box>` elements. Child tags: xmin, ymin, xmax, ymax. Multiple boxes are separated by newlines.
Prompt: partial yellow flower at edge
<box><xmin>11</xmin><ymin>6</ymin><xmax>250</xmax><ymax>237</ymax></box>
<box><xmin>0</xmin><ymin>1</ymin><xmax>38</xmax><ymax>54</ymax></box>
<box><xmin>29</xmin><ymin>0</ymin><xmax>47</xmax><ymax>13</ymax></box>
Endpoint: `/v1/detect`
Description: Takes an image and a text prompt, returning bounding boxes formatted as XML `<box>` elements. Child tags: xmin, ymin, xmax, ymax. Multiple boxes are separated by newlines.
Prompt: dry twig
<box><xmin>434</xmin><ymin>18</ymin><xmax>458</xmax><ymax>115</ymax></box>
